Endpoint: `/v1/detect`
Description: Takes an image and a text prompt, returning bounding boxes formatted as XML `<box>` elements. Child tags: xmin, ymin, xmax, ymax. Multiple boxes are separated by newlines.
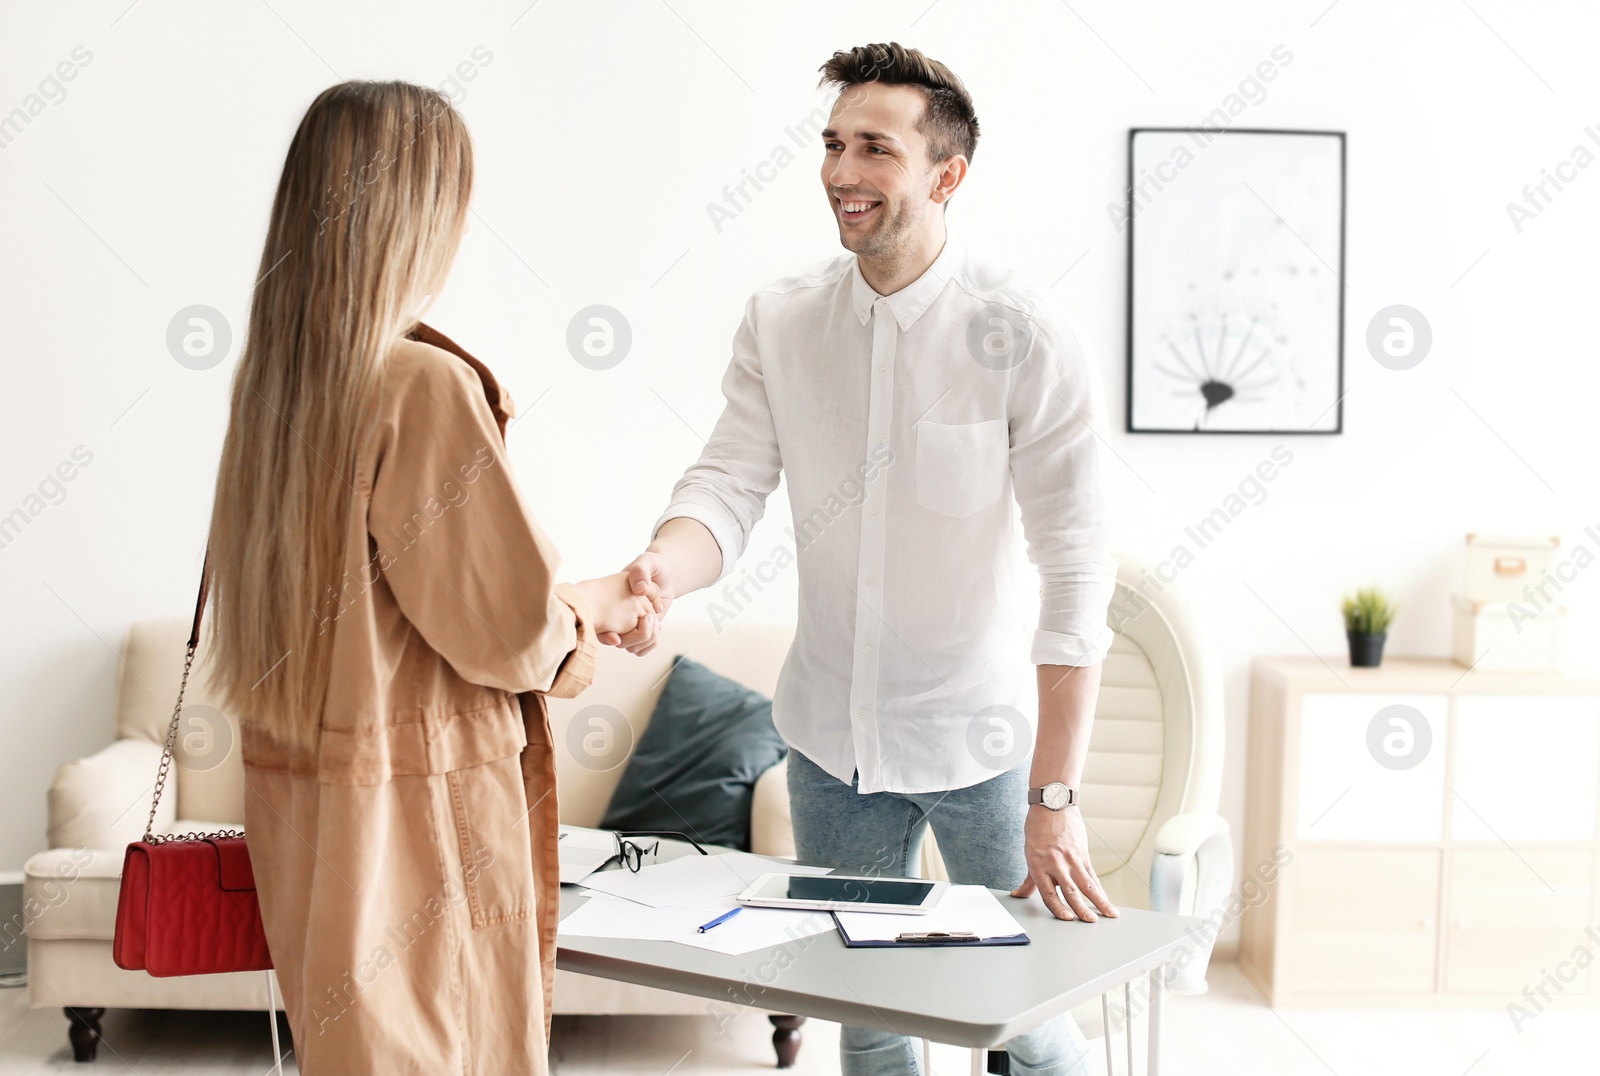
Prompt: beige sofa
<box><xmin>21</xmin><ymin>615</ymin><xmax>813</xmax><ymax>1065</ymax></box>
<box><xmin>26</xmin><ymin>554</ymin><xmax>1231</xmax><ymax>1066</ymax></box>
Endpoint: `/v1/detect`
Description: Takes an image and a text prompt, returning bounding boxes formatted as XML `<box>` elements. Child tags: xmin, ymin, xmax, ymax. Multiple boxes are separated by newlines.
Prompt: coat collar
<box><xmin>405</xmin><ymin>321</ymin><xmax>514</xmax><ymax>439</ymax></box>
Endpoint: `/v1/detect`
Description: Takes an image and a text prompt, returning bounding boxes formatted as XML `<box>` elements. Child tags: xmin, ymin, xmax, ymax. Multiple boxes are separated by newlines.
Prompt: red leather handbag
<box><xmin>112</xmin><ymin>559</ymin><xmax>273</xmax><ymax>976</ymax></box>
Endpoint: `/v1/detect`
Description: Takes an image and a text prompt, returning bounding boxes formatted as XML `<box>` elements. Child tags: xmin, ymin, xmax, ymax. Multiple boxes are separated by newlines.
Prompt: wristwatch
<box><xmin>1027</xmin><ymin>782</ymin><xmax>1077</xmax><ymax>810</ymax></box>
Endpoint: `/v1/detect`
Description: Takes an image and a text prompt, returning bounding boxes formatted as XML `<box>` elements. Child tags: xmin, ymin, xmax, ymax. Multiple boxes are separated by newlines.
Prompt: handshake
<box><xmin>567</xmin><ymin>519</ymin><xmax>718</xmax><ymax>656</ymax></box>
<box><xmin>567</xmin><ymin>550</ymin><xmax>678</xmax><ymax>657</ymax></box>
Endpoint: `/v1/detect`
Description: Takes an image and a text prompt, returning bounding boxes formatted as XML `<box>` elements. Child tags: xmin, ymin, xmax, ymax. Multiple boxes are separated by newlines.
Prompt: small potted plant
<box><xmin>1341</xmin><ymin>587</ymin><xmax>1398</xmax><ymax>668</ymax></box>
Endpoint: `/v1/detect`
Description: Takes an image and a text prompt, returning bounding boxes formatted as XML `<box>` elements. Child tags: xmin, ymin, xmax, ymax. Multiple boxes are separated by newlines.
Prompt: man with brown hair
<box><xmin>607</xmin><ymin>43</ymin><xmax>1112</xmax><ymax>1074</ymax></box>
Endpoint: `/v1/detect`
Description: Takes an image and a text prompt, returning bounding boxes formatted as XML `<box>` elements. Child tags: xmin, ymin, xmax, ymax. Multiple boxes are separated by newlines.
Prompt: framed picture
<box><xmin>1126</xmin><ymin>128</ymin><xmax>1346</xmax><ymax>434</ymax></box>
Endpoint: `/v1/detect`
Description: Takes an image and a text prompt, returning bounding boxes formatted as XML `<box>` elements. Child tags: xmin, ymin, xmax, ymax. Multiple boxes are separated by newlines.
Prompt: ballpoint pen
<box><xmin>696</xmin><ymin>907</ymin><xmax>744</xmax><ymax>933</ymax></box>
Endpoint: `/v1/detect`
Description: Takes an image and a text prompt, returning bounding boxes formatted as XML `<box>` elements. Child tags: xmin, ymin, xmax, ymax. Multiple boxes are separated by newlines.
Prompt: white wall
<box><xmin>4</xmin><ymin>1</ymin><xmax>1598</xmax><ymax>953</ymax></box>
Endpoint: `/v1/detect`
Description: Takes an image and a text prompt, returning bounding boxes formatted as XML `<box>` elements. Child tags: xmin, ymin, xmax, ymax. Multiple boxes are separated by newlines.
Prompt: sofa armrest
<box><xmin>47</xmin><ymin>739</ymin><xmax>169</xmax><ymax>851</ymax></box>
<box><xmin>749</xmin><ymin>757</ymin><xmax>794</xmax><ymax>859</ymax></box>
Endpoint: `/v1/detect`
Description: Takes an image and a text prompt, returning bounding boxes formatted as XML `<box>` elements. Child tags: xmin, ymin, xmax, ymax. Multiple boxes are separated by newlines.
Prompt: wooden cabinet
<box><xmin>1444</xmin><ymin>849</ymin><xmax>1594</xmax><ymax>994</ymax></box>
<box><xmin>1294</xmin><ymin>692</ymin><xmax>1448</xmax><ymax>842</ymax></box>
<box><xmin>1240</xmin><ymin>657</ymin><xmax>1600</xmax><ymax>1007</ymax></box>
<box><xmin>1289</xmin><ymin>848</ymin><xmax>1440</xmax><ymax>995</ymax></box>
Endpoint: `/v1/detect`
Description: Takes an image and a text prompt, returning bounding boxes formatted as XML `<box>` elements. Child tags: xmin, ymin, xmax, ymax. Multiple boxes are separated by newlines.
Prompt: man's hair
<box><xmin>818</xmin><ymin>42</ymin><xmax>980</xmax><ymax>164</ymax></box>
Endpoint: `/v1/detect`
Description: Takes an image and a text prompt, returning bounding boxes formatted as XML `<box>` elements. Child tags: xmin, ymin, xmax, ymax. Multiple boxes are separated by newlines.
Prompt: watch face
<box><xmin>1042</xmin><ymin>783</ymin><xmax>1073</xmax><ymax>810</ymax></box>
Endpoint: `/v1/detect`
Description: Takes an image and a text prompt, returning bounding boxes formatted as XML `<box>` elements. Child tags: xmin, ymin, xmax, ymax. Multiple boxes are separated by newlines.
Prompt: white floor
<box><xmin>0</xmin><ymin>962</ymin><xmax>1595</xmax><ymax>1074</ymax></box>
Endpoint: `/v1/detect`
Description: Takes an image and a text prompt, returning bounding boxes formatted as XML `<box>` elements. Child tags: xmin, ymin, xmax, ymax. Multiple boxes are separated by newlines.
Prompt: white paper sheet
<box><xmin>576</xmin><ymin>851</ymin><xmax>830</xmax><ymax>908</ymax></box>
<box><xmin>557</xmin><ymin>893</ymin><xmax>666</xmax><ymax>940</ymax></box>
<box><xmin>559</xmin><ymin>893</ymin><xmax>836</xmax><ymax>955</ymax></box>
<box><xmin>831</xmin><ymin>885</ymin><xmax>1028</xmax><ymax>943</ymax></box>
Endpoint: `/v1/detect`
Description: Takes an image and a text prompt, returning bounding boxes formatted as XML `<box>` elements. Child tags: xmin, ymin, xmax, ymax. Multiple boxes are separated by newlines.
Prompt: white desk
<box><xmin>558</xmin><ymin>850</ymin><xmax>1202</xmax><ymax>1074</ymax></box>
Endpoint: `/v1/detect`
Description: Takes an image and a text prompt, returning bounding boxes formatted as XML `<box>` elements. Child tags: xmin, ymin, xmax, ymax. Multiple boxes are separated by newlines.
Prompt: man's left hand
<box><xmin>1011</xmin><ymin>802</ymin><xmax>1119</xmax><ymax>922</ymax></box>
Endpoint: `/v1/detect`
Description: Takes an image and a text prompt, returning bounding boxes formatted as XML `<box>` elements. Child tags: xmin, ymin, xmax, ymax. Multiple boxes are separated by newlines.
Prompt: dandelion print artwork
<box><xmin>1127</xmin><ymin>129</ymin><xmax>1345</xmax><ymax>434</ymax></box>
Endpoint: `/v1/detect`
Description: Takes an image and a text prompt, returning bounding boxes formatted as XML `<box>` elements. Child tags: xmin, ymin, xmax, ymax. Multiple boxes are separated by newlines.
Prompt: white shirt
<box><xmin>653</xmin><ymin>236</ymin><xmax>1117</xmax><ymax>795</ymax></box>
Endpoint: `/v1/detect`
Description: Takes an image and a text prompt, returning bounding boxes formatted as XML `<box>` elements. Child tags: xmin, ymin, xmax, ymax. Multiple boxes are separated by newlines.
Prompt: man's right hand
<box><xmin>600</xmin><ymin>519</ymin><xmax>723</xmax><ymax>656</ymax></box>
<box><xmin>596</xmin><ymin>551</ymin><xmax>674</xmax><ymax>655</ymax></box>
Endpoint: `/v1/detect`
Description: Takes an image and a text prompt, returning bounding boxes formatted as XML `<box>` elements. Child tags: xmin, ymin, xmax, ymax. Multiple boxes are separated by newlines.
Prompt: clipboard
<box><xmin>832</xmin><ymin>917</ymin><xmax>1030</xmax><ymax>948</ymax></box>
<box><xmin>830</xmin><ymin>885</ymin><xmax>1031</xmax><ymax>948</ymax></box>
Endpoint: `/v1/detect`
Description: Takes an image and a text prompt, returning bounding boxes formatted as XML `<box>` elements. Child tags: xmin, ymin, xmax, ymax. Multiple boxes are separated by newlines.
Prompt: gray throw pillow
<box><xmin>600</xmin><ymin>656</ymin><xmax>788</xmax><ymax>852</ymax></box>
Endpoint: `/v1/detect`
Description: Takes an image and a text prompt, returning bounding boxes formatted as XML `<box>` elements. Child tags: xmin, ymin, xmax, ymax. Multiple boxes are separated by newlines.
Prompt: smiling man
<box><xmin>604</xmin><ymin>42</ymin><xmax>1116</xmax><ymax>1075</ymax></box>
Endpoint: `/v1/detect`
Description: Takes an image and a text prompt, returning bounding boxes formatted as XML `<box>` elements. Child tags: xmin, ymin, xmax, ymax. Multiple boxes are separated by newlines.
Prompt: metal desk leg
<box><xmin>1124</xmin><ymin>981</ymin><xmax>1134</xmax><ymax>1076</ymax></box>
<box><xmin>970</xmin><ymin>1045</ymin><xmax>985</xmax><ymax>1075</ymax></box>
<box><xmin>1146</xmin><ymin>964</ymin><xmax>1165</xmax><ymax>1076</ymax></box>
<box><xmin>1101</xmin><ymin>992</ymin><xmax>1115</xmax><ymax>1074</ymax></box>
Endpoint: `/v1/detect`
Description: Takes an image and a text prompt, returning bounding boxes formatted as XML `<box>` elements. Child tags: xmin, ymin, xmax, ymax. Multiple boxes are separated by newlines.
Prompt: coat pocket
<box><xmin>914</xmin><ymin>418</ymin><xmax>1009</xmax><ymax>519</ymax></box>
<box><xmin>446</xmin><ymin>754</ymin><xmax>537</xmax><ymax>929</ymax></box>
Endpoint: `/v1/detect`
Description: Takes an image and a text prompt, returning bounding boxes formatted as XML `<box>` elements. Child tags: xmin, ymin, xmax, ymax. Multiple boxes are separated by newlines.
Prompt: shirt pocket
<box><xmin>915</xmin><ymin>418</ymin><xmax>1010</xmax><ymax>519</ymax></box>
<box><xmin>445</xmin><ymin>754</ymin><xmax>537</xmax><ymax>929</ymax></box>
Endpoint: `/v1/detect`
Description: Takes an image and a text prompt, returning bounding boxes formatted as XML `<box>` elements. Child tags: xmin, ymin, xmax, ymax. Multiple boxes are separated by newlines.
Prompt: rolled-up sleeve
<box><xmin>369</xmin><ymin>350</ymin><xmax>580</xmax><ymax>694</ymax></box>
<box><xmin>1008</xmin><ymin>308</ymin><xmax>1118</xmax><ymax>667</ymax></box>
<box><xmin>652</xmin><ymin>296</ymin><xmax>784</xmax><ymax>583</ymax></box>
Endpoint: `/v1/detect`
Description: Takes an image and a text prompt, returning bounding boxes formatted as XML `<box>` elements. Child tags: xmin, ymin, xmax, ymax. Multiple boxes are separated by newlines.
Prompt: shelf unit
<box><xmin>1240</xmin><ymin>656</ymin><xmax>1600</xmax><ymax>1008</ymax></box>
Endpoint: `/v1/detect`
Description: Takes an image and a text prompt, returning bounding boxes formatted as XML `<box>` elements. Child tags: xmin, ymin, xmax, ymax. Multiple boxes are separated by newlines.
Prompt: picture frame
<box><xmin>1125</xmin><ymin>127</ymin><xmax>1346</xmax><ymax>434</ymax></box>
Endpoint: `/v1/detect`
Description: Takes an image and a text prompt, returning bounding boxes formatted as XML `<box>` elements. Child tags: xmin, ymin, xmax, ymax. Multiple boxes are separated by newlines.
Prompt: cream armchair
<box><xmin>27</xmin><ymin>552</ymin><xmax>1229</xmax><ymax>1066</ymax></box>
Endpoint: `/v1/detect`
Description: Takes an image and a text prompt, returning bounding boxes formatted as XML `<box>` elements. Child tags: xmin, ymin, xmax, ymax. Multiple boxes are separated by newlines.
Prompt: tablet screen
<box><xmin>753</xmin><ymin>875</ymin><xmax>936</xmax><ymax>906</ymax></box>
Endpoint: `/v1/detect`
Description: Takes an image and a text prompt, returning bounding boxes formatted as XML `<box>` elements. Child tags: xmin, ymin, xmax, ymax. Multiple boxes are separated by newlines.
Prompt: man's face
<box><xmin>820</xmin><ymin>82</ymin><xmax>944</xmax><ymax>259</ymax></box>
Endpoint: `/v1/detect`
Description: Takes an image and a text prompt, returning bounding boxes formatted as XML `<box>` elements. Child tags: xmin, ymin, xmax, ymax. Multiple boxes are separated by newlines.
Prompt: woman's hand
<box><xmin>594</xmin><ymin>522</ymin><xmax>720</xmax><ymax>655</ymax></box>
<box><xmin>595</xmin><ymin>551</ymin><xmax>675</xmax><ymax>655</ymax></box>
<box><xmin>571</xmin><ymin>572</ymin><xmax>663</xmax><ymax>638</ymax></box>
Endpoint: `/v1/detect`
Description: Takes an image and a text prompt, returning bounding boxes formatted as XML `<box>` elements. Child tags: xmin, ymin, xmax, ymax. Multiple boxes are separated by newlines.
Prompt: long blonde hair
<box><xmin>206</xmin><ymin>80</ymin><xmax>474</xmax><ymax>746</ymax></box>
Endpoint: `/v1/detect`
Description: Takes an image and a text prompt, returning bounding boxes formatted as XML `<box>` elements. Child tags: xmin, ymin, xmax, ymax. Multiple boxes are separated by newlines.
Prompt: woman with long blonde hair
<box><xmin>206</xmin><ymin>80</ymin><xmax>655</xmax><ymax>1073</ymax></box>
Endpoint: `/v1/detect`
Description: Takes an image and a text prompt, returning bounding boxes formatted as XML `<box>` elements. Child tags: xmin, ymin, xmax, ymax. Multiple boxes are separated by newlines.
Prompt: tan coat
<box><xmin>241</xmin><ymin>323</ymin><xmax>594</xmax><ymax>1075</ymax></box>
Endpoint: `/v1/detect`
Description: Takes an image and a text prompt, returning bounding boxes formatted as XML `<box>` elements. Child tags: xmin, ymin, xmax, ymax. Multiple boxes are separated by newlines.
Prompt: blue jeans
<box><xmin>786</xmin><ymin>750</ymin><xmax>1092</xmax><ymax>1076</ymax></box>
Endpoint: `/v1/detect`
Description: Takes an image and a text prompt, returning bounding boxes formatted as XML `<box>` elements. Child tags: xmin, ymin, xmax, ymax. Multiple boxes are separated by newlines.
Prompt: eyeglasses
<box><xmin>612</xmin><ymin>830</ymin><xmax>709</xmax><ymax>873</ymax></box>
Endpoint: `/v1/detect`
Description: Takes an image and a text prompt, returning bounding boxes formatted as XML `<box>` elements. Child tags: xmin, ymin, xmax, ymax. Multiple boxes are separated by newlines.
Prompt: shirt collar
<box><xmin>849</xmin><ymin>234</ymin><xmax>964</xmax><ymax>330</ymax></box>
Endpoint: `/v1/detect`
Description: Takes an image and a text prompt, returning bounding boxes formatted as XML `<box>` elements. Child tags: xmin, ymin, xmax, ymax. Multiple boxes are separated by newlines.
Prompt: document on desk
<box><xmin>558</xmin><ymin>825</ymin><xmax>618</xmax><ymax>885</ymax></box>
<box><xmin>576</xmin><ymin>850</ymin><xmax>831</xmax><ymax>908</ymax></box>
<box><xmin>832</xmin><ymin>885</ymin><xmax>1029</xmax><ymax>946</ymax></box>
<box><xmin>560</xmin><ymin>892</ymin><xmax>836</xmax><ymax>955</ymax></box>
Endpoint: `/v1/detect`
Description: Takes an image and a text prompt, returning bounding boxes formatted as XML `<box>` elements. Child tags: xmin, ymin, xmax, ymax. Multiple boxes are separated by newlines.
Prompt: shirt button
<box><xmin>863</xmin><ymin>645</ymin><xmax>872</xmax><ymax>653</ymax></box>
<box><xmin>865</xmin><ymin>574</ymin><xmax>876</xmax><ymax>584</ymax></box>
<box><xmin>876</xmin><ymin>434</ymin><xmax>885</xmax><ymax>444</ymax></box>
<box><xmin>869</xmin><ymin>505</ymin><xmax>880</xmax><ymax>515</ymax></box>
<box><xmin>857</xmin><ymin>708</ymin><xmax>867</xmax><ymax>718</ymax></box>
<box><xmin>878</xmin><ymin>365</ymin><xmax>886</xmax><ymax>372</ymax></box>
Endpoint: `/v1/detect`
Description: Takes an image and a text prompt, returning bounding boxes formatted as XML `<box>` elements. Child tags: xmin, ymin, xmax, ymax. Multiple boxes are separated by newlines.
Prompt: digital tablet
<box><xmin>736</xmin><ymin>872</ymin><xmax>948</xmax><ymax>915</ymax></box>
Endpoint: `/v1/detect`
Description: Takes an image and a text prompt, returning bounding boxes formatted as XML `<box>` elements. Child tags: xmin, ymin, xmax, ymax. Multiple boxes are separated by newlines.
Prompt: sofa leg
<box><xmin>65</xmin><ymin>1007</ymin><xmax>105</xmax><ymax>1063</ymax></box>
<box><xmin>769</xmin><ymin>1014</ymin><xmax>805</xmax><ymax>1068</ymax></box>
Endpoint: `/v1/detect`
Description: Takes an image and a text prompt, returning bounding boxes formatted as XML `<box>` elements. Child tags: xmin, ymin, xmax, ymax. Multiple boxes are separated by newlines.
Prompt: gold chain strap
<box><xmin>141</xmin><ymin>632</ymin><xmax>245</xmax><ymax>845</ymax></box>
